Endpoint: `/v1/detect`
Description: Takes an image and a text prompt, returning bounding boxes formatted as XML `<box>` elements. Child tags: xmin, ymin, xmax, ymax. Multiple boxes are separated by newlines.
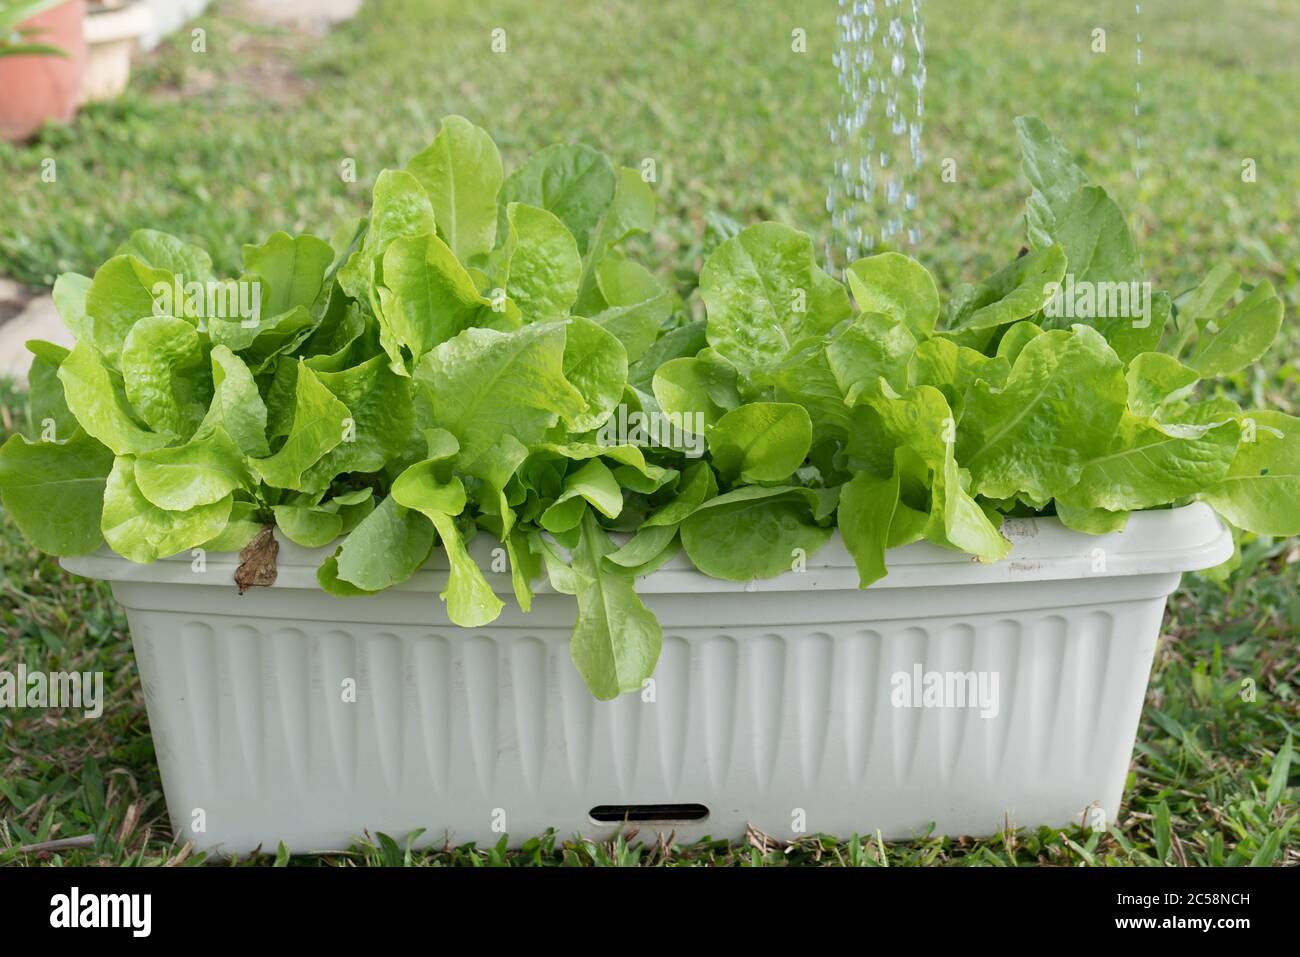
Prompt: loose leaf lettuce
<box><xmin>392</xmin><ymin>433</ymin><xmax>504</xmax><ymax>628</ymax></box>
<box><xmin>15</xmin><ymin>116</ymin><xmax>1296</xmax><ymax>705</ymax></box>
<box><xmin>58</xmin><ymin>341</ymin><xmax>170</xmax><ymax>456</ymax></box>
<box><xmin>1185</xmin><ymin>282</ymin><xmax>1283</xmax><ymax>377</ymax></box>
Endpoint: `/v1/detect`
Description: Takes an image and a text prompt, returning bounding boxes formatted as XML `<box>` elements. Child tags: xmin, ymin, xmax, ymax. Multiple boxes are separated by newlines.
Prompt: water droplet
<box><xmin>827</xmin><ymin>0</ymin><xmax>926</xmax><ymax>272</ymax></box>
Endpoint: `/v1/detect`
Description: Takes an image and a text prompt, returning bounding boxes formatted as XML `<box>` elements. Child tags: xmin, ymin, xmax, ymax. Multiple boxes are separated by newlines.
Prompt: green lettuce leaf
<box><xmin>907</xmin><ymin>336</ymin><xmax>1010</xmax><ymax>417</ymax></box>
<box><xmin>201</xmin><ymin>500</ymin><xmax>264</xmax><ymax>552</ymax></box>
<box><xmin>1201</xmin><ymin>410</ymin><xmax>1300</xmax><ymax>536</ymax></box>
<box><xmin>1058</xmin><ymin>412</ymin><xmax>1240</xmax><ymax>511</ymax></box>
<box><xmin>392</xmin><ymin>438</ymin><xmax>504</xmax><ymax>627</ymax></box>
<box><xmin>561</xmin><ymin>315</ymin><xmax>627</xmax><ymax>432</ymax></box>
<box><xmin>959</xmin><ymin>326</ymin><xmax>1126</xmax><ymax>503</ymax></box>
<box><xmin>568</xmin><ymin>509</ymin><xmax>662</xmax><ymax>700</ymax></box>
<box><xmin>413</xmin><ymin>322</ymin><xmax>586</xmax><ymax>475</ymax></box>
<box><xmin>101</xmin><ymin>456</ymin><xmax>232</xmax><ymax>562</ymax></box>
<box><xmin>702</xmin><ymin>222</ymin><xmax>850</xmax><ymax>378</ymax></box>
<box><xmin>251</xmin><ymin>362</ymin><xmax>352</xmax><ymax>489</ymax></box>
<box><xmin>825</xmin><ymin>311</ymin><xmax>916</xmax><ymax>404</ymax></box>
<box><xmin>499</xmin><ymin>143</ymin><xmax>616</xmax><ymax>256</ymax></box>
<box><xmin>845</xmin><ymin>252</ymin><xmax>940</xmax><ymax>339</ymax></box>
<box><xmin>1015</xmin><ymin>116</ymin><xmax>1161</xmax><ymax>360</ymax></box>
<box><xmin>1125</xmin><ymin>351</ymin><xmax>1200</xmax><ymax>419</ymax></box>
<box><xmin>0</xmin><ymin>429</ymin><xmax>114</xmax><ymax>556</ymax></box>
<box><xmin>652</xmin><ymin>354</ymin><xmax>736</xmax><ymax>436</ymax></box>
<box><xmin>995</xmin><ymin>321</ymin><xmax>1043</xmax><ymax>365</ymax></box>
<box><xmin>1185</xmin><ymin>282</ymin><xmax>1284</xmax><ymax>377</ymax></box>
<box><xmin>708</xmin><ymin>402</ymin><xmax>811</xmax><ymax>483</ymax></box>
<box><xmin>942</xmin><ymin>244</ymin><xmax>1066</xmax><ymax>334</ymax></box>
<box><xmin>240</xmin><ymin>231</ymin><xmax>334</xmax><ymax>319</ymax></box>
<box><xmin>589</xmin><ymin>256</ymin><xmax>671</xmax><ymax>361</ymax></box>
<box><xmin>51</xmin><ymin>272</ymin><xmax>93</xmax><ymax>344</ymax></box>
<box><xmin>297</xmin><ymin>354</ymin><xmax>415</xmax><ymax>493</ymax></box>
<box><xmin>336</xmin><ymin>169</ymin><xmax>436</xmax><ymax>303</ymax></box>
<box><xmin>57</xmin><ymin>340</ymin><xmax>169</xmax><ymax>456</ymax></box>
<box><xmin>332</xmin><ymin>494</ymin><xmax>436</xmax><ymax>591</ymax></box>
<box><xmin>1054</xmin><ymin>500</ymin><xmax>1129</xmax><ymax>534</ymax></box>
<box><xmin>603</xmin><ymin>522</ymin><xmax>678</xmax><ymax>571</ymax></box>
<box><xmin>540</xmin><ymin>458</ymin><xmax>624</xmax><ymax>532</ymax></box>
<box><xmin>492</xmin><ymin>202</ymin><xmax>581</xmax><ymax>320</ymax></box>
<box><xmin>838</xmin><ymin>467</ymin><xmax>900</xmax><ymax>587</ymax></box>
<box><xmin>83</xmin><ymin>254</ymin><xmax>178</xmax><ymax>366</ymax></box>
<box><xmin>680</xmin><ymin>485</ymin><xmax>832</xmax><ymax>580</ymax></box>
<box><xmin>115</xmin><ymin>229</ymin><xmax>213</xmax><ymax>281</ymax></box>
<box><xmin>198</xmin><ymin>346</ymin><xmax>270</xmax><ymax>457</ymax></box>
<box><xmin>406</xmin><ymin>114</ymin><xmax>503</xmax><ymax>264</ymax></box>
<box><xmin>378</xmin><ymin>232</ymin><xmax>497</xmax><ymax>373</ymax></box>
<box><xmin>120</xmin><ymin>315</ymin><xmax>209</xmax><ymax>442</ymax></box>
<box><xmin>24</xmin><ymin>339</ymin><xmax>77</xmax><ymax>441</ymax></box>
<box><xmin>134</xmin><ymin>426</ymin><xmax>251</xmax><ymax>511</ymax></box>
<box><xmin>576</xmin><ymin>166</ymin><xmax>656</xmax><ymax>312</ymax></box>
<box><xmin>272</xmin><ymin>503</ymin><xmax>344</xmax><ymax>548</ymax></box>
<box><xmin>865</xmin><ymin>384</ymin><xmax>1010</xmax><ymax>560</ymax></box>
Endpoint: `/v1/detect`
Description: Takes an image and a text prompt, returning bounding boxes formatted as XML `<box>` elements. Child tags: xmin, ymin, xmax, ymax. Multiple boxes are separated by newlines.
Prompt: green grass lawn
<box><xmin>0</xmin><ymin>0</ymin><xmax>1296</xmax><ymax>866</ymax></box>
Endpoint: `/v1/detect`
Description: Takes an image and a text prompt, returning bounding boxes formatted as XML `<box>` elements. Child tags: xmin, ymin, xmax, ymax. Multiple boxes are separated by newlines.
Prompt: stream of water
<box><xmin>826</xmin><ymin>0</ymin><xmax>927</xmax><ymax>275</ymax></box>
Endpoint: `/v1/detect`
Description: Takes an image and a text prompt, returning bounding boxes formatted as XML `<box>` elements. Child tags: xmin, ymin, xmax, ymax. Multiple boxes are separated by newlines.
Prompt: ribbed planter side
<box><xmin>65</xmin><ymin>503</ymin><xmax>1232</xmax><ymax>853</ymax></box>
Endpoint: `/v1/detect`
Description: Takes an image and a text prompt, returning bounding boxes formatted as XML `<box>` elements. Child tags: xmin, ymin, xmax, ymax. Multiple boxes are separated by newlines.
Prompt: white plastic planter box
<box><xmin>63</xmin><ymin>502</ymin><xmax>1231</xmax><ymax>854</ymax></box>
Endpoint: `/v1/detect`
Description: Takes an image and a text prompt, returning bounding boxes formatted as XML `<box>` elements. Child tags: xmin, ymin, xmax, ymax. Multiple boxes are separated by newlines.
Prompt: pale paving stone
<box><xmin>0</xmin><ymin>295</ymin><xmax>75</xmax><ymax>386</ymax></box>
<box><xmin>244</xmin><ymin>0</ymin><xmax>363</xmax><ymax>33</ymax></box>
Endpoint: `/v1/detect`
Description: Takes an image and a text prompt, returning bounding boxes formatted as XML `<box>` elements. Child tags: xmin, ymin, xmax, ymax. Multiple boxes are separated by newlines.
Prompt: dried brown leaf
<box><xmin>235</xmin><ymin>526</ymin><xmax>278</xmax><ymax>594</ymax></box>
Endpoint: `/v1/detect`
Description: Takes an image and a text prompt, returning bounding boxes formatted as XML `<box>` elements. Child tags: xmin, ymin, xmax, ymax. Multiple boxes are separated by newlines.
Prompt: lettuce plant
<box><xmin>2</xmin><ymin>115</ymin><xmax>1295</xmax><ymax>700</ymax></box>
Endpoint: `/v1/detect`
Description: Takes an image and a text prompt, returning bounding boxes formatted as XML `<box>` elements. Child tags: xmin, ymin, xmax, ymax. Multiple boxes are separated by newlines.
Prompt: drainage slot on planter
<box><xmin>589</xmin><ymin>803</ymin><xmax>710</xmax><ymax>824</ymax></box>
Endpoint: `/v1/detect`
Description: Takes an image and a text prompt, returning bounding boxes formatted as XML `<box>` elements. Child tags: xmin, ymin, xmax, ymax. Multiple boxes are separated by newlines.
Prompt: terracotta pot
<box><xmin>0</xmin><ymin>0</ymin><xmax>87</xmax><ymax>143</ymax></box>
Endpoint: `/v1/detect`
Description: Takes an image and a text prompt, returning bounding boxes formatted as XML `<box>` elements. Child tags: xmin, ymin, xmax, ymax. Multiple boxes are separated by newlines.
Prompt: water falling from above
<box><xmin>825</xmin><ymin>0</ymin><xmax>927</xmax><ymax>276</ymax></box>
